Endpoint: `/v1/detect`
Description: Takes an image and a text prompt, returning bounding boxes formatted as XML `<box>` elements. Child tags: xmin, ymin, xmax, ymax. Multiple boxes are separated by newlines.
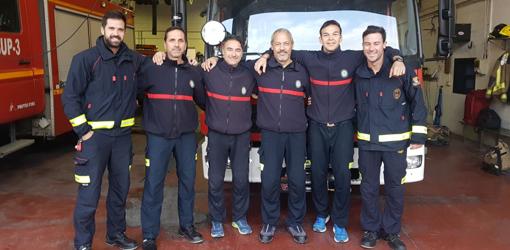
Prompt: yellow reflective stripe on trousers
<box><xmin>87</xmin><ymin>121</ymin><xmax>115</xmax><ymax>129</ymax></box>
<box><xmin>412</xmin><ymin>125</ymin><xmax>428</xmax><ymax>134</ymax></box>
<box><xmin>379</xmin><ymin>132</ymin><xmax>411</xmax><ymax>142</ymax></box>
<box><xmin>401</xmin><ymin>176</ymin><xmax>407</xmax><ymax>184</ymax></box>
<box><xmin>75</xmin><ymin>174</ymin><xmax>90</xmax><ymax>184</ymax></box>
<box><xmin>120</xmin><ymin>118</ymin><xmax>135</xmax><ymax>127</ymax></box>
<box><xmin>348</xmin><ymin>162</ymin><xmax>353</xmax><ymax>169</ymax></box>
<box><xmin>357</xmin><ymin>132</ymin><xmax>370</xmax><ymax>141</ymax></box>
<box><xmin>145</xmin><ymin>158</ymin><xmax>150</xmax><ymax>167</ymax></box>
<box><xmin>70</xmin><ymin>114</ymin><xmax>87</xmax><ymax>127</ymax></box>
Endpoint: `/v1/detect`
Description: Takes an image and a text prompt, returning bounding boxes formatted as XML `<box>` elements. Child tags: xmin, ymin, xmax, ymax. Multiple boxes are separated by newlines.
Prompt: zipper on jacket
<box><xmin>278</xmin><ymin>70</ymin><xmax>285</xmax><ymax>131</ymax></box>
<box><xmin>174</xmin><ymin>68</ymin><xmax>178</xmax><ymax>134</ymax></box>
<box><xmin>226</xmin><ymin>73</ymin><xmax>233</xmax><ymax>133</ymax></box>
<box><xmin>327</xmin><ymin>59</ymin><xmax>331</xmax><ymax>123</ymax></box>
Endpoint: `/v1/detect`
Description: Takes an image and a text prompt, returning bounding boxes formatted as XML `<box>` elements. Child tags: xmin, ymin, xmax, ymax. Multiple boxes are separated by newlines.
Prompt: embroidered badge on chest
<box><xmin>341</xmin><ymin>69</ymin><xmax>349</xmax><ymax>78</ymax></box>
<box><xmin>241</xmin><ymin>86</ymin><xmax>247</xmax><ymax>95</ymax></box>
<box><xmin>189</xmin><ymin>80</ymin><xmax>195</xmax><ymax>88</ymax></box>
<box><xmin>295</xmin><ymin>80</ymin><xmax>302</xmax><ymax>88</ymax></box>
<box><xmin>393</xmin><ymin>88</ymin><xmax>401</xmax><ymax>100</ymax></box>
<box><xmin>412</xmin><ymin>76</ymin><xmax>421</xmax><ymax>87</ymax></box>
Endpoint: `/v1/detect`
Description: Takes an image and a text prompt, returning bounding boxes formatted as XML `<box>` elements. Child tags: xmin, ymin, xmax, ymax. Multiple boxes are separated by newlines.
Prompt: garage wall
<box><xmin>420</xmin><ymin>0</ymin><xmax>510</xmax><ymax>134</ymax></box>
<box><xmin>134</xmin><ymin>0</ymin><xmax>206</xmax><ymax>55</ymax></box>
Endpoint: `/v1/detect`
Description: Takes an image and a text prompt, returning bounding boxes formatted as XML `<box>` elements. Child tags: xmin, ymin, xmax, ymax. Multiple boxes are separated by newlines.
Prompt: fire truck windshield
<box><xmin>215</xmin><ymin>0</ymin><xmax>420</xmax><ymax>60</ymax></box>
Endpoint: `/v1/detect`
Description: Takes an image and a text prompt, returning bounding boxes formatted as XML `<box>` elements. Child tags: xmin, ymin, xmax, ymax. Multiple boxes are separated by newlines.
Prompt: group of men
<box><xmin>62</xmin><ymin>9</ymin><xmax>426</xmax><ymax>250</ymax></box>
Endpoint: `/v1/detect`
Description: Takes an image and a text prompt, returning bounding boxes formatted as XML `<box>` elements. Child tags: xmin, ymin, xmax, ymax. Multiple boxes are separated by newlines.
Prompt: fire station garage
<box><xmin>0</xmin><ymin>0</ymin><xmax>509</xmax><ymax>249</ymax></box>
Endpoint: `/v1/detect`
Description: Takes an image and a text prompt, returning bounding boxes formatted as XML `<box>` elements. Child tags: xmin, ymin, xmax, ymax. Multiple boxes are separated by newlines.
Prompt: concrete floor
<box><xmin>0</xmin><ymin>133</ymin><xmax>509</xmax><ymax>250</ymax></box>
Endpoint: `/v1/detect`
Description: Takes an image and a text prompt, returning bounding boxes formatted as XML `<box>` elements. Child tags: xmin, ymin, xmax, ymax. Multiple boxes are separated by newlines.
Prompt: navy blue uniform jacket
<box><xmin>354</xmin><ymin>58</ymin><xmax>427</xmax><ymax>151</ymax></box>
<box><xmin>62</xmin><ymin>36</ymin><xmax>144</xmax><ymax>138</ymax></box>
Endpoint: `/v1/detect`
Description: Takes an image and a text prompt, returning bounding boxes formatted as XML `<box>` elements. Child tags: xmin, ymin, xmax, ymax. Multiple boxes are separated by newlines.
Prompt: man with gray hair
<box><xmin>253</xmin><ymin>28</ymin><xmax>309</xmax><ymax>244</ymax></box>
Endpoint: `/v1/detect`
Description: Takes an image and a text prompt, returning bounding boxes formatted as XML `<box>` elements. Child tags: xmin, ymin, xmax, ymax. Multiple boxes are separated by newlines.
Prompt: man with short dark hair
<box><xmin>354</xmin><ymin>25</ymin><xmax>427</xmax><ymax>250</ymax></box>
<box><xmin>255</xmin><ymin>19</ymin><xmax>406</xmax><ymax>243</ymax></box>
<box><xmin>202</xmin><ymin>36</ymin><xmax>256</xmax><ymax>239</ymax></box>
<box><xmin>62</xmin><ymin>10</ymin><xmax>142</xmax><ymax>250</ymax></box>
<box><xmin>139</xmin><ymin>26</ymin><xmax>205</xmax><ymax>249</ymax></box>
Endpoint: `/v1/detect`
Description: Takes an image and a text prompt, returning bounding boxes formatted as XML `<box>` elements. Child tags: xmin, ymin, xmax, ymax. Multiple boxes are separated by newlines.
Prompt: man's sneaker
<box><xmin>385</xmin><ymin>233</ymin><xmax>406</xmax><ymax>250</ymax></box>
<box><xmin>360</xmin><ymin>231</ymin><xmax>378</xmax><ymax>248</ymax></box>
<box><xmin>211</xmin><ymin>221</ymin><xmax>225</xmax><ymax>238</ymax></box>
<box><xmin>178</xmin><ymin>226</ymin><xmax>204</xmax><ymax>244</ymax></box>
<box><xmin>105</xmin><ymin>232</ymin><xmax>138</xmax><ymax>250</ymax></box>
<box><xmin>232</xmin><ymin>218</ymin><xmax>253</xmax><ymax>235</ymax></box>
<box><xmin>259</xmin><ymin>224</ymin><xmax>276</xmax><ymax>244</ymax></box>
<box><xmin>75</xmin><ymin>244</ymin><xmax>92</xmax><ymax>250</ymax></box>
<box><xmin>312</xmin><ymin>215</ymin><xmax>330</xmax><ymax>233</ymax></box>
<box><xmin>333</xmin><ymin>224</ymin><xmax>349</xmax><ymax>243</ymax></box>
<box><xmin>286</xmin><ymin>224</ymin><xmax>307</xmax><ymax>244</ymax></box>
<box><xmin>142</xmin><ymin>238</ymin><xmax>157</xmax><ymax>250</ymax></box>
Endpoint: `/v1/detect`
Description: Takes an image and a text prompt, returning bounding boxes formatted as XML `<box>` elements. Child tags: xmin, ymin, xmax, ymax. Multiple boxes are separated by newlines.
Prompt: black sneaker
<box><xmin>178</xmin><ymin>226</ymin><xmax>204</xmax><ymax>244</ymax></box>
<box><xmin>142</xmin><ymin>238</ymin><xmax>157</xmax><ymax>250</ymax></box>
<box><xmin>75</xmin><ymin>244</ymin><xmax>92</xmax><ymax>250</ymax></box>
<box><xmin>286</xmin><ymin>224</ymin><xmax>307</xmax><ymax>244</ymax></box>
<box><xmin>360</xmin><ymin>231</ymin><xmax>378</xmax><ymax>248</ymax></box>
<box><xmin>259</xmin><ymin>224</ymin><xmax>276</xmax><ymax>244</ymax></box>
<box><xmin>386</xmin><ymin>233</ymin><xmax>406</xmax><ymax>250</ymax></box>
<box><xmin>105</xmin><ymin>232</ymin><xmax>138</xmax><ymax>250</ymax></box>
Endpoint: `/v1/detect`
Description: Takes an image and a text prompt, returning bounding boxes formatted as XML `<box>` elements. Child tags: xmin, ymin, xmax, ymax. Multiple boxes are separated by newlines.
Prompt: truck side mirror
<box><xmin>201</xmin><ymin>21</ymin><xmax>226</xmax><ymax>46</ymax></box>
<box><xmin>437</xmin><ymin>0</ymin><xmax>455</xmax><ymax>57</ymax></box>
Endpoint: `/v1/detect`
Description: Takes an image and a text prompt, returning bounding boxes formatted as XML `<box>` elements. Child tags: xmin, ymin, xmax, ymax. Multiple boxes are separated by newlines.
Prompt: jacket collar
<box><xmin>163</xmin><ymin>54</ymin><xmax>191</xmax><ymax>68</ymax></box>
<box><xmin>96</xmin><ymin>36</ymin><xmax>128</xmax><ymax>61</ymax></box>
<box><xmin>267</xmin><ymin>57</ymin><xmax>298</xmax><ymax>71</ymax></box>
<box><xmin>319</xmin><ymin>47</ymin><xmax>342</xmax><ymax>59</ymax></box>
<box><xmin>356</xmin><ymin>57</ymin><xmax>392</xmax><ymax>79</ymax></box>
<box><xmin>218</xmin><ymin>59</ymin><xmax>242</xmax><ymax>73</ymax></box>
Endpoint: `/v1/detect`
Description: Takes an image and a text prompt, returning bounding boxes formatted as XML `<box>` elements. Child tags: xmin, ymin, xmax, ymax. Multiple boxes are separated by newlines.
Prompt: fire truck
<box><xmin>184</xmin><ymin>0</ymin><xmax>455</xmax><ymax>189</ymax></box>
<box><xmin>0</xmin><ymin>0</ymin><xmax>135</xmax><ymax>157</ymax></box>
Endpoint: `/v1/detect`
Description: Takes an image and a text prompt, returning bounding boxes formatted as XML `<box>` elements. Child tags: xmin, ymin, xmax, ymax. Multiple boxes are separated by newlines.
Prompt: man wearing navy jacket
<box><xmin>255</xmin><ymin>20</ymin><xmax>406</xmax><ymax>243</ymax></box>
<box><xmin>253</xmin><ymin>29</ymin><xmax>309</xmax><ymax>244</ymax></box>
<box><xmin>201</xmin><ymin>36</ymin><xmax>256</xmax><ymax>239</ymax></box>
<box><xmin>138</xmin><ymin>26</ymin><xmax>205</xmax><ymax>249</ymax></box>
<box><xmin>62</xmin><ymin>10</ymin><xmax>142</xmax><ymax>250</ymax></box>
<box><xmin>354</xmin><ymin>26</ymin><xmax>426</xmax><ymax>250</ymax></box>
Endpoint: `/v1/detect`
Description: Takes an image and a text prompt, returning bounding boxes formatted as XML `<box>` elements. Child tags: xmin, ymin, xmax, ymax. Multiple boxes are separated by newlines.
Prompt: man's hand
<box><xmin>201</xmin><ymin>57</ymin><xmax>218</xmax><ymax>72</ymax></box>
<box><xmin>306</xmin><ymin>97</ymin><xmax>312</xmax><ymax>106</ymax></box>
<box><xmin>152</xmin><ymin>51</ymin><xmax>166</xmax><ymax>65</ymax></box>
<box><xmin>389</xmin><ymin>61</ymin><xmax>406</xmax><ymax>78</ymax></box>
<box><xmin>189</xmin><ymin>58</ymin><xmax>198</xmax><ymax>66</ymax></box>
<box><xmin>409</xmin><ymin>144</ymin><xmax>423</xmax><ymax>149</ymax></box>
<box><xmin>82</xmin><ymin>131</ymin><xmax>94</xmax><ymax>141</ymax></box>
<box><xmin>254</xmin><ymin>55</ymin><xmax>269</xmax><ymax>75</ymax></box>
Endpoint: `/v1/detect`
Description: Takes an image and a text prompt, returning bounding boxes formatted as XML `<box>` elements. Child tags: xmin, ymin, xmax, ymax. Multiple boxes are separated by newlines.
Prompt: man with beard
<box><xmin>354</xmin><ymin>26</ymin><xmax>426</xmax><ymax>250</ymax></box>
<box><xmin>138</xmin><ymin>26</ymin><xmax>205</xmax><ymax>250</ymax></box>
<box><xmin>254</xmin><ymin>20</ymin><xmax>405</xmax><ymax>243</ymax></box>
<box><xmin>62</xmin><ymin>10</ymin><xmax>142</xmax><ymax>250</ymax></box>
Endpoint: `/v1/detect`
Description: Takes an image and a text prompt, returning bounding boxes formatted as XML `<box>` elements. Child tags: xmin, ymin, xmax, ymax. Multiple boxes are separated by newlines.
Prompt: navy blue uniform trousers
<box><xmin>207</xmin><ymin>130</ymin><xmax>250</xmax><ymax>223</ymax></box>
<box><xmin>359</xmin><ymin>149</ymin><xmax>407</xmax><ymax>234</ymax></box>
<box><xmin>141</xmin><ymin>132</ymin><xmax>197</xmax><ymax>239</ymax></box>
<box><xmin>73</xmin><ymin>132</ymin><xmax>132</xmax><ymax>247</ymax></box>
<box><xmin>260</xmin><ymin>129</ymin><xmax>306</xmax><ymax>226</ymax></box>
<box><xmin>308</xmin><ymin>119</ymin><xmax>353</xmax><ymax>227</ymax></box>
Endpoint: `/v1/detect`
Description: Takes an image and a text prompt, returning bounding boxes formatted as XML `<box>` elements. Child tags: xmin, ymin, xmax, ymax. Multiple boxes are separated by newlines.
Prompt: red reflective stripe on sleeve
<box><xmin>310</xmin><ymin>77</ymin><xmax>352</xmax><ymax>86</ymax></box>
<box><xmin>207</xmin><ymin>91</ymin><xmax>250</xmax><ymax>102</ymax></box>
<box><xmin>147</xmin><ymin>93</ymin><xmax>193</xmax><ymax>101</ymax></box>
<box><xmin>258</xmin><ymin>86</ymin><xmax>304</xmax><ymax>97</ymax></box>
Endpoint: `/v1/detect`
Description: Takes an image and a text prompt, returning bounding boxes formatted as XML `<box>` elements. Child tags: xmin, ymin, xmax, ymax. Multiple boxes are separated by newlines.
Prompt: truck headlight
<box><xmin>406</xmin><ymin>155</ymin><xmax>422</xmax><ymax>169</ymax></box>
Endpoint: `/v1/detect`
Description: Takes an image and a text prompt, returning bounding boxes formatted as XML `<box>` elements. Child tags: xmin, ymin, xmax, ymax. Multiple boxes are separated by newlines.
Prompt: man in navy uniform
<box><xmin>138</xmin><ymin>26</ymin><xmax>205</xmax><ymax>250</ymax></box>
<box><xmin>255</xmin><ymin>20</ymin><xmax>406</xmax><ymax>243</ymax></box>
<box><xmin>353</xmin><ymin>26</ymin><xmax>427</xmax><ymax>250</ymax></box>
<box><xmin>62</xmin><ymin>10</ymin><xmax>142</xmax><ymax>250</ymax></box>
<box><xmin>203</xmin><ymin>36</ymin><xmax>256</xmax><ymax>239</ymax></box>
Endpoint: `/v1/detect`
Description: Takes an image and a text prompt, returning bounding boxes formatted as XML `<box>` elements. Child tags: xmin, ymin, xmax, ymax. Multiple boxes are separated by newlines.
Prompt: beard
<box><xmin>104</xmin><ymin>35</ymin><xmax>122</xmax><ymax>49</ymax></box>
